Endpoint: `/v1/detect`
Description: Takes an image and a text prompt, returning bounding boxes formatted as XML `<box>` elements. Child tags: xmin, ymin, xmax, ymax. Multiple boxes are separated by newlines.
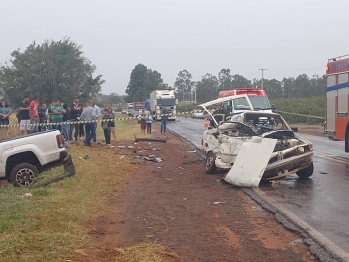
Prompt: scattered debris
<box><xmin>145</xmin><ymin>235</ymin><xmax>155</xmax><ymax>238</ymax></box>
<box><xmin>182</xmin><ymin>159</ymin><xmax>204</xmax><ymax>165</ymax></box>
<box><xmin>128</xmin><ymin>146</ymin><xmax>135</xmax><ymax>149</ymax></box>
<box><xmin>120</xmin><ymin>155</ymin><xmax>126</xmax><ymax>160</ymax></box>
<box><xmin>187</xmin><ymin>150</ymin><xmax>196</xmax><ymax>153</ymax></box>
<box><xmin>166</xmin><ymin>178</ymin><xmax>173</xmax><ymax>181</ymax></box>
<box><xmin>320</xmin><ymin>171</ymin><xmax>328</xmax><ymax>174</ymax></box>
<box><xmin>213</xmin><ymin>201</ymin><xmax>225</xmax><ymax>205</ymax></box>
<box><xmin>83</xmin><ymin>155</ymin><xmax>89</xmax><ymax>160</ymax></box>
<box><xmin>21</xmin><ymin>192</ymin><xmax>33</xmax><ymax>199</ymax></box>
<box><xmin>134</xmin><ymin>134</ymin><xmax>167</xmax><ymax>143</ymax></box>
<box><xmin>118</xmin><ymin>145</ymin><xmax>126</xmax><ymax>149</ymax></box>
<box><xmin>183</xmin><ymin>198</ymin><xmax>187</xmax><ymax>201</ymax></box>
<box><xmin>139</xmin><ymin>155</ymin><xmax>163</xmax><ymax>162</ymax></box>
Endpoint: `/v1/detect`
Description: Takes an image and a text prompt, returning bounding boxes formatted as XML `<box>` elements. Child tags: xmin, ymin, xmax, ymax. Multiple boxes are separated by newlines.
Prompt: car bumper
<box><xmin>263</xmin><ymin>151</ymin><xmax>313</xmax><ymax>179</ymax></box>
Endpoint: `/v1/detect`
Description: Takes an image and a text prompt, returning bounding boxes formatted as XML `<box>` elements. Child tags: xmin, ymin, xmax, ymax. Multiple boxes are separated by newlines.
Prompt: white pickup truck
<box><xmin>0</xmin><ymin>130</ymin><xmax>75</xmax><ymax>187</ymax></box>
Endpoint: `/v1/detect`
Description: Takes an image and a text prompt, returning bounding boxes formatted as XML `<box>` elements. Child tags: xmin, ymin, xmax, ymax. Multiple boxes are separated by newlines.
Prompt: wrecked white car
<box><xmin>200</xmin><ymin>95</ymin><xmax>314</xmax><ymax>187</ymax></box>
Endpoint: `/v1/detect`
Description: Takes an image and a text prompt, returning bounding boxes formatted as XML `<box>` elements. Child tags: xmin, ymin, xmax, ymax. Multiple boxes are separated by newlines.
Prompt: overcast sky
<box><xmin>2</xmin><ymin>0</ymin><xmax>349</xmax><ymax>95</ymax></box>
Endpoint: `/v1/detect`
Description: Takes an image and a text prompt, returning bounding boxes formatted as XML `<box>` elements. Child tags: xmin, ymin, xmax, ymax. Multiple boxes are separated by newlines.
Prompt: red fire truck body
<box><xmin>325</xmin><ymin>56</ymin><xmax>349</xmax><ymax>151</ymax></box>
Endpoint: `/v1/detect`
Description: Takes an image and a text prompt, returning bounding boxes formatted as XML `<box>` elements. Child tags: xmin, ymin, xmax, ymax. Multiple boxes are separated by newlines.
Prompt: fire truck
<box><xmin>218</xmin><ymin>88</ymin><xmax>272</xmax><ymax>113</ymax></box>
<box><xmin>325</xmin><ymin>55</ymin><xmax>349</xmax><ymax>151</ymax></box>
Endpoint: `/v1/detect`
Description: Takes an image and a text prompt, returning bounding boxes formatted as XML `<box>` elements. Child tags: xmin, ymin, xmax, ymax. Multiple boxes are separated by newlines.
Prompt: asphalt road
<box><xmin>167</xmin><ymin>117</ymin><xmax>349</xmax><ymax>253</ymax></box>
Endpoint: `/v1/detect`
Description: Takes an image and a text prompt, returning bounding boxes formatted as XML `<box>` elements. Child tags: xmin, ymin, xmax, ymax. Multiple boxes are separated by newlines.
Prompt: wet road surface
<box><xmin>168</xmin><ymin>117</ymin><xmax>349</xmax><ymax>253</ymax></box>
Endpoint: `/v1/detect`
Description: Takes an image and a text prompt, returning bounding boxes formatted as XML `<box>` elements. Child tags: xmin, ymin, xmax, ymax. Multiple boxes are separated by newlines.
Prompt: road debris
<box><xmin>120</xmin><ymin>155</ymin><xmax>126</xmax><ymax>160</ymax></box>
<box><xmin>21</xmin><ymin>192</ymin><xmax>33</xmax><ymax>199</ymax></box>
<box><xmin>213</xmin><ymin>201</ymin><xmax>225</xmax><ymax>205</ymax></box>
<box><xmin>187</xmin><ymin>150</ymin><xmax>196</xmax><ymax>153</ymax></box>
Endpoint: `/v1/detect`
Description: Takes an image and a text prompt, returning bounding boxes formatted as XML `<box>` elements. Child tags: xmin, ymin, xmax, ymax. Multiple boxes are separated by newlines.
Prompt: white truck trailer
<box><xmin>150</xmin><ymin>90</ymin><xmax>177</xmax><ymax>121</ymax></box>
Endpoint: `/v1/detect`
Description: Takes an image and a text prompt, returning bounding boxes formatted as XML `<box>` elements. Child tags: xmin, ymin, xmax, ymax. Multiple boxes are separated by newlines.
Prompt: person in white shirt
<box><xmin>90</xmin><ymin>99</ymin><xmax>101</xmax><ymax>143</ymax></box>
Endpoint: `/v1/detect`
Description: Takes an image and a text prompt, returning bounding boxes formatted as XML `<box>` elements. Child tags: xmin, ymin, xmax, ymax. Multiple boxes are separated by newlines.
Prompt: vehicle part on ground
<box><xmin>29</xmin><ymin>154</ymin><xmax>76</xmax><ymax>188</ymax></box>
<box><xmin>204</xmin><ymin>151</ymin><xmax>217</xmax><ymax>174</ymax></box>
<box><xmin>10</xmin><ymin>163</ymin><xmax>39</xmax><ymax>187</ymax></box>
<box><xmin>296</xmin><ymin>162</ymin><xmax>314</xmax><ymax>178</ymax></box>
<box><xmin>224</xmin><ymin>137</ymin><xmax>277</xmax><ymax>187</ymax></box>
<box><xmin>134</xmin><ymin>134</ymin><xmax>167</xmax><ymax>143</ymax></box>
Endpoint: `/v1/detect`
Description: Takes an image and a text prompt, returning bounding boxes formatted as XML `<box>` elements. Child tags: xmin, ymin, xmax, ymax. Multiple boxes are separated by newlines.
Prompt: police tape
<box><xmin>274</xmin><ymin>110</ymin><xmax>325</xmax><ymax>120</ymax></box>
<box><xmin>1</xmin><ymin>110</ymin><xmax>325</xmax><ymax>128</ymax></box>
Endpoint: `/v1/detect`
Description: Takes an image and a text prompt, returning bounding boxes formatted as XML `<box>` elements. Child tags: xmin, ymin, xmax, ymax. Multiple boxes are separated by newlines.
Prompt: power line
<box><xmin>267</xmin><ymin>66</ymin><xmax>324</xmax><ymax>72</ymax></box>
<box><xmin>258</xmin><ymin>68</ymin><xmax>267</xmax><ymax>89</ymax></box>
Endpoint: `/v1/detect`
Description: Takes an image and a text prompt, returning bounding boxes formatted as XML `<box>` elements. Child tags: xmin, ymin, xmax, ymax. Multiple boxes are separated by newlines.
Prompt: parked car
<box><xmin>191</xmin><ymin>110</ymin><xmax>205</xmax><ymax>119</ymax></box>
<box><xmin>0</xmin><ymin>130</ymin><xmax>76</xmax><ymax>187</ymax></box>
<box><xmin>200</xmin><ymin>96</ymin><xmax>313</xmax><ymax>183</ymax></box>
<box><xmin>122</xmin><ymin>109</ymin><xmax>127</xmax><ymax>114</ymax></box>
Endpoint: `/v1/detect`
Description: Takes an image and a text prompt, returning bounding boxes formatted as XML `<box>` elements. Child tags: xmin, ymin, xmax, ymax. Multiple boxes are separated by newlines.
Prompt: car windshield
<box><xmin>248</xmin><ymin>96</ymin><xmax>270</xmax><ymax>110</ymax></box>
<box><xmin>244</xmin><ymin>114</ymin><xmax>290</xmax><ymax>131</ymax></box>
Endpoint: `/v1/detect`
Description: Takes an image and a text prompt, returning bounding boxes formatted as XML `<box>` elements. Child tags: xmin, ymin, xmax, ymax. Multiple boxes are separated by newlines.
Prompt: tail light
<box><xmin>56</xmin><ymin>134</ymin><xmax>64</xmax><ymax>148</ymax></box>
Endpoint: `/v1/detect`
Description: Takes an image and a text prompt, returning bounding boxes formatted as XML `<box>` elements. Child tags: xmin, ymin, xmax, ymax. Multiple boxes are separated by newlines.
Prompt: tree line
<box><xmin>125</xmin><ymin>65</ymin><xmax>326</xmax><ymax>104</ymax></box>
<box><xmin>0</xmin><ymin>38</ymin><xmax>104</xmax><ymax>106</ymax></box>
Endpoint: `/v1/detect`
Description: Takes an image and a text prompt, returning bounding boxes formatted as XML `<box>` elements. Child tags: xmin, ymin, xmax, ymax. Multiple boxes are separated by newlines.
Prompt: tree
<box><xmin>144</xmin><ymin>69</ymin><xmax>167</xmax><ymax>95</ymax></box>
<box><xmin>125</xmin><ymin>65</ymin><xmax>167</xmax><ymax>102</ymax></box>
<box><xmin>218</xmin><ymin>69</ymin><xmax>232</xmax><ymax>91</ymax></box>
<box><xmin>196</xmin><ymin>73</ymin><xmax>218</xmax><ymax>103</ymax></box>
<box><xmin>125</xmin><ymin>64</ymin><xmax>148</xmax><ymax>102</ymax></box>
<box><xmin>174</xmin><ymin>70</ymin><xmax>194</xmax><ymax>104</ymax></box>
<box><xmin>0</xmin><ymin>38</ymin><xmax>104</xmax><ymax>105</ymax></box>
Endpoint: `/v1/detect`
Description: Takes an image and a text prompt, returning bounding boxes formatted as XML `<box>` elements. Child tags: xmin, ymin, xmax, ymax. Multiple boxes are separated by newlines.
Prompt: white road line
<box><xmin>253</xmin><ymin>188</ymin><xmax>349</xmax><ymax>261</ymax></box>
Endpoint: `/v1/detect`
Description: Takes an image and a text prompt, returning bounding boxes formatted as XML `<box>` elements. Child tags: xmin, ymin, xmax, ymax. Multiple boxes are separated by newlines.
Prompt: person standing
<box><xmin>90</xmin><ymin>99</ymin><xmax>101</xmax><ymax>143</ymax></box>
<box><xmin>19</xmin><ymin>95</ymin><xmax>31</xmax><ymax>135</ymax></box>
<box><xmin>146</xmin><ymin>112</ymin><xmax>153</xmax><ymax>134</ymax></box>
<box><xmin>107</xmin><ymin>107</ymin><xmax>118</xmax><ymax>142</ymax></box>
<box><xmin>29</xmin><ymin>95</ymin><xmax>39</xmax><ymax>133</ymax></box>
<box><xmin>62</xmin><ymin>103</ymin><xmax>71</xmax><ymax>140</ymax></box>
<box><xmin>50</xmin><ymin>100</ymin><xmax>65</xmax><ymax>130</ymax></box>
<box><xmin>209</xmin><ymin>103</ymin><xmax>231</xmax><ymax>128</ymax></box>
<box><xmin>0</xmin><ymin>100</ymin><xmax>11</xmax><ymax>126</ymax></box>
<box><xmin>101</xmin><ymin>108</ymin><xmax>114</xmax><ymax>148</ymax></box>
<box><xmin>70</xmin><ymin>96</ymin><xmax>83</xmax><ymax>142</ymax></box>
<box><xmin>160</xmin><ymin>106</ymin><xmax>169</xmax><ymax>135</ymax></box>
<box><xmin>80</xmin><ymin>102</ymin><xmax>96</xmax><ymax>146</ymax></box>
<box><xmin>38</xmin><ymin>102</ymin><xmax>47</xmax><ymax>132</ymax></box>
<box><xmin>138</xmin><ymin>109</ymin><xmax>147</xmax><ymax>134</ymax></box>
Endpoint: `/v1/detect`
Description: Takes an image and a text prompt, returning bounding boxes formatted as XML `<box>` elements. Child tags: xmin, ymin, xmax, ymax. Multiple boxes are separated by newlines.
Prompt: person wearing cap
<box><xmin>209</xmin><ymin>103</ymin><xmax>230</xmax><ymax>128</ymax></box>
<box><xmin>70</xmin><ymin>96</ymin><xmax>83</xmax><ymax>142</ymax></box>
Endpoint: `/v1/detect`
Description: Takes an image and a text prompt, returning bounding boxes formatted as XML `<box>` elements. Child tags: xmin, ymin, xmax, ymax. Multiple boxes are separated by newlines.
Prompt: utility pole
<box><xmin>258</xmin><ymin>68</ymin><xmax>267</xmax><ymax>89</ymax></box>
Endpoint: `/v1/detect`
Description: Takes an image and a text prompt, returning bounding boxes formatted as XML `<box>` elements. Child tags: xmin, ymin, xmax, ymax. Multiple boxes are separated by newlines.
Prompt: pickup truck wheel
<box><xmin>10</xmin><ymin>163</ymin><xmax>39</xmax><ymax>187</ymax></box>
<box><xmin>204</xmin><ymin>151</ymin><xmax>217</xmax><ymax>174</ymax></box>
<box><xmin>296</xmin><ymin>163</ymin><xmax>314</xmax><ymax>179</ymax></box>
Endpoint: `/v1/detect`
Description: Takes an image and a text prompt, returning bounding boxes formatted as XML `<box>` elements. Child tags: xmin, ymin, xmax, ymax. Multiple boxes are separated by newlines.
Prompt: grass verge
<box><xmin>0</xmin><ymin>118</ymin><xmax>169</xmax><ymax>261</ymax></box>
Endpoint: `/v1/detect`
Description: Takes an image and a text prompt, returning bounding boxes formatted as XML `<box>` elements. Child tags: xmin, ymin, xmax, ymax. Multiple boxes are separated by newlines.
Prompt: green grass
<box><xmin>0</xmin><ymin>119</ymin><xmax>170</xmax><ymax>262</ymax></box>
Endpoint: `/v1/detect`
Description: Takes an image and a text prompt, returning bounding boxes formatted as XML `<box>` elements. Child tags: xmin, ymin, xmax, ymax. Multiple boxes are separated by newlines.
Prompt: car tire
<box><xmin>10</xmin><ymin>163</ymin><xmax>39</xmax><ymax>187</ymax></box>
<box><xmin>204</xmin><ymin>151</ymin><xmax>217</xmax><ymax>174</ymax></box>
<box><xmin>296</xmin><ymin>162</ymin><xmax>313</xmax><ymax>179</ymax></box>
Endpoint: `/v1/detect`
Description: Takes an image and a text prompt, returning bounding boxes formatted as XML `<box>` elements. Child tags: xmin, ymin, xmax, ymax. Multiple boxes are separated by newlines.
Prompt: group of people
<box><xmin>15</xmin><ymin>95</ymin><xmax>118</xmax><ymax>148</ymax></box>
<box><xmin>137</xmin><ymin>106</ymin><xmax>169</xmax><ymax>135</ymax></box>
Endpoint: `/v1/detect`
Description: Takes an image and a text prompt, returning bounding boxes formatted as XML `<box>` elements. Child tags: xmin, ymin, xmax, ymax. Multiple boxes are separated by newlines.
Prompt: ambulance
<box><xmin>325</xmin><ymin>55</ymin><xmax>349</xmax><ymax>151</ymax></box>
<box><xmin>218</xmin><ymin>88</ymin><xmax>273</xmax><ymax>113</ymax></box>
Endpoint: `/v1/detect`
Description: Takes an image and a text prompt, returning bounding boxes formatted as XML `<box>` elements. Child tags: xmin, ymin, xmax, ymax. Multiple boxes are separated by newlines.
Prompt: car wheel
<box><xmin>204</xmin><ymin>151</ymin><xmax>217</xmax><ymax>174</ymax></box>
<box><xmin>296</xmin><ymin>162</ymin><xmax>314</xmax><ymax>179</ymax></box>
<box><xmin>9</xmin><ymin>163</ymin><xmax>39</xmax><ymax>187</ymax></box>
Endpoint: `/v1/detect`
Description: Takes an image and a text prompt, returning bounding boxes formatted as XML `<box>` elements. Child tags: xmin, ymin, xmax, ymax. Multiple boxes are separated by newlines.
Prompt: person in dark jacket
<box><xmin>70</xmin><ymin>96</ymin><xmax>83</xmax><ymax>142</ymax></box>
<box><xmin>209</xmin><ymin>103</ymin><xmax>231</xmax><ymax>128</ymax></box>
<box><xmin>160</xmin><ymin>106</ymin><xmax>169</xmax><ymax>135</ymax></box>
<box><xmin>101</xmin><ymin>108</ymin><xmax>115</xmax><ymax>148</ymax></box>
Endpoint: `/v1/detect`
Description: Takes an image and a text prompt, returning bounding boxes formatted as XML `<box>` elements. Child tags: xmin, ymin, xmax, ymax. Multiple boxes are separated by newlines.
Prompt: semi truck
<box><xmin>150</xmin><ymin>90</ymin><xmax>178</xmax><ymax>121</ymax></box>
<box><xmin>325</xmin><ymin>55</ymin><xmax>349</xmax><ymax>151</ymax></box>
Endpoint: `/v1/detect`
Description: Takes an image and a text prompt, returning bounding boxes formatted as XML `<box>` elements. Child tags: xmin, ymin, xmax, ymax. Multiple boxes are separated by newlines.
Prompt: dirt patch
<box><xmin>78</xmin><ymin>125</ymin><xmax>317</xmax><ymax>261</ymax></box>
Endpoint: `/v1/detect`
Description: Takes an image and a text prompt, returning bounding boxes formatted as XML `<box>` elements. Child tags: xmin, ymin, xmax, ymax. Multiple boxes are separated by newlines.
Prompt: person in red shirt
<box><xmin>29</xmin><ymin>95</ymin><xmax>39</xmax><ymax>133</ymax></box>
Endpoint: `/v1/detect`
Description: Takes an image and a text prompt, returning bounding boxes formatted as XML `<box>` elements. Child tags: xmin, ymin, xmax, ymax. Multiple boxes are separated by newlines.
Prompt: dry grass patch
<box><xmin>0</xmin><ymin>119</ymin><xmax>168</xmax><ymax>262</ymax></box>
<box><xmin>115</xmin><ymin>243</ymin><xmax>177</xmax><ymax>262</ymax></box>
